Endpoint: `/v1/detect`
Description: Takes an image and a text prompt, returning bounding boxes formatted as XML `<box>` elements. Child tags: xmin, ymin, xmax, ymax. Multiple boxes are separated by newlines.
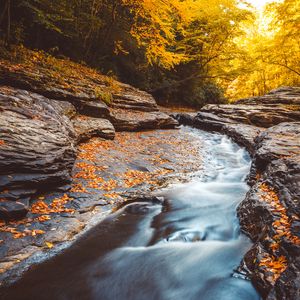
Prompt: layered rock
<box><xmin>200</xmin><ymin>104</ymin><xmax>300</xmax><ymax>128</ymax></box>
<box><xmin>237</xmin><ymin>86</ymin><xmax>300</xmax><ymax>105</ymax></box>
<box><xmin>0</xmin><ymin>86</ymin><xmax>76</xmax><ymax>220</ymax></box>
<box><xmin>110</xmin><ymin>108</ymin><xmax>178</xmax><ymax>131</ymax></box>
<box><xmin>111</xmin><ymin>83</ymin><xmax>159</xmax><ymax>112</ymax></box>
<box><xmin>174</xmin><ymin>87</ymin><xmax>300</xmax><ymax>300</ymax></box>
<box><xmin>72</xmin><ymin>115</ymin><xmax>115</xmax><ymax>143</ymax></box>
<box><xmin>0</xmin><ymin>48</ymin><xmax>179</xmax><ymax>220</ymax></box>
<box><xmin>0</xmin><ymin>55</ymin><xmax>177</xmax><ymax>131</ymax></box>
<box><xmin>238</xmin><ymin>122</ymin><xmax>300</xmax><ymax>300</ymax></box>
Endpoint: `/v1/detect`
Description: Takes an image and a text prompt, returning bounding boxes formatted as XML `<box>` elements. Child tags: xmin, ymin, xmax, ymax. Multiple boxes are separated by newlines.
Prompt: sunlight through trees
<box><xmin>0</xmin><ymin>0</ymin><xmax>299</xmax><ymax>104</ymax></box>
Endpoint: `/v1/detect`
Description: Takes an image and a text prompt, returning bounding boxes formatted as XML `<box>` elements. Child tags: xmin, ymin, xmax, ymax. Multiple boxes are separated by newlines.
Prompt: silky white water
<box><xmin>1</xmin><ymin>127</ymin><xmax>260</xmax><ymax>300</ymax></box>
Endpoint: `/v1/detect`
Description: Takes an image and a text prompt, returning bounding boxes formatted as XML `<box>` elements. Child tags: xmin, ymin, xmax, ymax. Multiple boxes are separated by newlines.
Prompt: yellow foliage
<box><xmin>226</xmin><ymin>0</ymin><xmax>300</xmax><ymax>100</ymax></box>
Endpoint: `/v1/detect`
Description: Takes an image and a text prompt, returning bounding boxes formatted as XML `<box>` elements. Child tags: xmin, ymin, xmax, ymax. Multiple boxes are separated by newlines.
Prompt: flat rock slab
<box><xmin>0</xmin><ymin>86</ymin><xmax>76</xmax><ymax>218</ymax></box>
<box><xmin>0</xmin><ymin>128</ymin><xmax>204</xmax><ymax>282</ymax></box>
<box><xmin>237</xmin><ymin>87</ymin><xmax>300</xmax><ymax>105</ymax></box>
<box><xmin>200</xmin><ymin>103</ymin><xmax>300</xmax><ymax>128</ymax></box>
<box><xmin>110</xmin><ymin>108</ymin><xmax>178</xmax><ymax>131</ymax></box>
<box><xmin>72</xmin><ymin>115</ymin><xmax>115</xmax><ymax>143</ymax></box>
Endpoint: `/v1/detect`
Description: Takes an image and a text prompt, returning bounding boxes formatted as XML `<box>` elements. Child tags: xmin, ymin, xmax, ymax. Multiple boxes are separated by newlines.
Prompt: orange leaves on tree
<box><xmin>0</xmin><ymin>140</ymin><xmax>5</xmax><ymax>146</ymax></box>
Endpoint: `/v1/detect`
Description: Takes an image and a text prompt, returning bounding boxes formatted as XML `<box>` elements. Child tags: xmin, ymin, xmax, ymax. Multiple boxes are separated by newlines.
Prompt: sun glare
<box><xmin>244</xmin><ymin>0</ymin><xmax>283</xmax><ymax>36</ymax></box>
<box><xmin>246</xmin><ymin>0</ymin><xmax>279</xmax><ymax>10</ymax></box>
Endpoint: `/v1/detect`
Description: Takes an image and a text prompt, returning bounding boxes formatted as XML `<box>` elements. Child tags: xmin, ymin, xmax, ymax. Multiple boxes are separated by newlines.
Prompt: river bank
<box><xmin>174</xmin><ymin>87</ymin><xmax>300</xmax><ymax>300</ymax></box>
<box><xmin>0</xmin><ymin>128</ymin><xmax>261</xmax><ymax>300</ymax></box>
<box><xmin>0</xmin><ymin>47</ymin><xmax>299</xmax><ymax>299</ymax></box>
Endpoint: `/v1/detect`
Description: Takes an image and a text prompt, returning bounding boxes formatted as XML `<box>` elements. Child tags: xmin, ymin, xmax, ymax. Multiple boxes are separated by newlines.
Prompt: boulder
<box><xmin>0</xmin><ymin>86</ymin><xmax>76</xmax><ymax>219</ymax></box>
<box><xmin>110</xmin><ymin>108</ymin><xmax>178</xmax><ymax>131</ymax></box>
<box><xmin>72</xmin><ymin>115</ymin><xmax>115</xmax><ymax>143</ymax></box>
<box><xmin>112</xmin><ymin>83</ymin><xmax>159</xmax><ymax>112</ymax></box>
<box><xmin>0</xmin><ymin>200</ymin><xmax>28</xmax><ymax>221</ymax></box>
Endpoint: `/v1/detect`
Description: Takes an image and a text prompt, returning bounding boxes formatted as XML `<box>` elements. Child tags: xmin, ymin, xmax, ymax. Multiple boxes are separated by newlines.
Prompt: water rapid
<box><xmin>0</xmin><ymin>128</ymin><xmax>260</xmax><ymax>300</ymax></box>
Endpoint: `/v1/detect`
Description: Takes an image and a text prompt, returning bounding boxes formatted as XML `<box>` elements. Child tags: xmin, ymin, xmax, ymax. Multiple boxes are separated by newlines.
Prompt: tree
<box><xmin>226</xmin><ymin>0</ymin><xmax>300</xmax><ymax>100</ymax></box>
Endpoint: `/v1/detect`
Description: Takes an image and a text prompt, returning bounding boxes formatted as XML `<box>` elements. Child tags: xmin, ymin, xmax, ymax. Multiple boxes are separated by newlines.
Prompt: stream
<box><xmin>0</xmin><ymin>128</ymin><xmax>260</xmax><ymax>300</ymax></box>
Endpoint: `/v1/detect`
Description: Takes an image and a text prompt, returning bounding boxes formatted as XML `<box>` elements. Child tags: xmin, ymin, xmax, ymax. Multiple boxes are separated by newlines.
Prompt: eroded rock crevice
<box><xmin>175</xmin><ymin>87</ymin><xmax>300</xmax><ymax>300</ymax></box>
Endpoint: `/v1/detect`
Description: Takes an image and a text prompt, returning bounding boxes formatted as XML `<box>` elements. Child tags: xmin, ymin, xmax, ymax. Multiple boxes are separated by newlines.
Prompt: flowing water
<box><xmin>0</xmin><ymin>128</ymin><xmax>260</xmax><ymax>300</ymax></box>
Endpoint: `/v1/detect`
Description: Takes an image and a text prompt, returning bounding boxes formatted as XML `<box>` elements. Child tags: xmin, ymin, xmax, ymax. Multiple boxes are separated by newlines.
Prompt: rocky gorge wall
<box><xmin>0</xmin><ymin>48</ymin><xmax>299</xmax><ymax>299</ymax></box>
<box><xmin>0</xmin><ymin>52</ymin><xmax>177</xmax><ymax>221</ymax></box>
<box><xmin>174</xmin><ymin>87</ymin><xmax>300</xmax><ymax>300</ymax></box>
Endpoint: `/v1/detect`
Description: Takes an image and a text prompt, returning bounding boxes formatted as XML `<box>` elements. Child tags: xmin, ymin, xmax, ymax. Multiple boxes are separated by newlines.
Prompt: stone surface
<box><xmin>200</xmin><ymin>103</ymin><xmax>300</xmax><ymax>128</ymax></box>
<box><xmin>0</xmin><ymin>201</ymin><xmax>28</xmax><ymax>221</ymax></box>
<box><xmin>0</xmin><ymin>86</ymin><xmax>76</xmax><ymax>216</ymax></box>
<box><xmin>194</xmin><ymin>87</ymin><xmax>300</xmax><ymax>128</ymax></box>
<box><xmin>0</xmin><ymin>128</ymin><xmax>204</xmax><ymax>282</ymax></box>
<box><xmin>174</xmin><ymin>88</ymin><xmax>300</xmax><ymax>300</ymax></box>
<box><xmin>72</xmin><ymin>115</ymin><xmax>115</xmax><ymax>143</ymax></box>
<box><xmin>174</xmin><ymin>112</ymin><xmax>262</xmax><ymax>155</ymax></box>
<box><xmin>112</xmin><ymin>83</ymin><xmax>159</xmax><ymax>112</ymax></box>
<box><xmin>0</xmin><ymin>57</ymin><xmax>177</xmax><ymax>131</ymax></box>
<box><xmin>110</xmin><ymin>108</ymin><xmax>178</xmax><ymax>131</ymax></box>
<box><xmin>237</xmin><ymin>122</ymin><xmax>300</xmax><ymax>300</ymax></box>
<box><xmin>237</xmin><ymin>86</ymin><xmax>300</xmax><ymax>105</ymax></box>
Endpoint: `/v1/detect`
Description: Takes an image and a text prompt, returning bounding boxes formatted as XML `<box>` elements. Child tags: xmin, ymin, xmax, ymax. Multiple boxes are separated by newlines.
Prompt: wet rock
<box><xmin>0</xmin><ymin>86</ymin><xmax>76</xmax><ymax>216</ymax></box>
<box><xmin>172</xmin><ymin>113</ymin><xmax>197</xmax><ymax>126</ymax></box>
<box><xmin>175</xmin><ymin>88</ymin><xmax>300</xmax><ymax>300</ymax></box>
<box><xmin>72</xmin><ymin>115</ymin><xmax>115</xmax><ymax>143</ymax></box>
<box><xmin>237</xmin><ymin>122</ymin><xmax>300</xmax><ymax>300</ymax></box>
<box><xmin>222</xmin><ymin>124</ymin><xmax>263</xmax><ymax>156</ymax></box>
<box><xmin>175</xmin><ymin>112</ymin><xmax>262</xmax><ymax>155</ymax></box>
<box><xmin>110</xmin><ymin>108</ymin><xmax>178</xmax><ymax>131</ymax></box>
<box><xmin>0</xmin><ymin>201</ymin><xmax>28</xmax><ymax>221</ymax></box>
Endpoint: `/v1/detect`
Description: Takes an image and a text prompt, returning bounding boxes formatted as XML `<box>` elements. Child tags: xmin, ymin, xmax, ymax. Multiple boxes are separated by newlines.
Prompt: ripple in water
<box><xmin>0</xmin><ymin>128</ymin><xmax>260</xmax><ymax>300</ymax></box>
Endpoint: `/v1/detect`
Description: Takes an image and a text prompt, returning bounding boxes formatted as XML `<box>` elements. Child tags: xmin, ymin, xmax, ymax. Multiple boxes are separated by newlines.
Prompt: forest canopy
<box><xmin>0</xmin><ymin>0</ymin><xmax>299</xmax><ymax>106</ymax></box>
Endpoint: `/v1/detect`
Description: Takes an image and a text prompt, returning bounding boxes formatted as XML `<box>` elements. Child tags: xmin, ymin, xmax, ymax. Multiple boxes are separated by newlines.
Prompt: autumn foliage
<box><xmin>258</xmin><ymin>183</ymin><xmax>300</xmax><ymax>283</ymax></box>
<box><xmin>1</xmin><ymin>0</ymin><xmax>298</xmax><ymax>104</ymax></box>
